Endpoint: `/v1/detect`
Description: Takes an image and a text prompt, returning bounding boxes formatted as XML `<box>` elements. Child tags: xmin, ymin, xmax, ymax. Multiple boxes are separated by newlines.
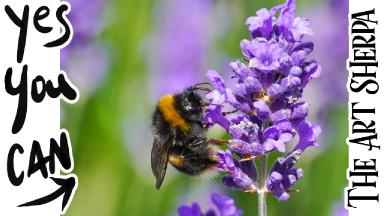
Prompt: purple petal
<box><xmin>291</xmin><ymin>17</ymin><xmax>313</xmax><ymax>41</ymax></box>
<box><xmin>246</xmin><ymin>8</ymin><xmax>273</xmax><ymax>38</ymax></box>
<box><xmin>301</xmin><ymin>60</ymin><xmax>321</xmax><ymax>86</ymax></box>
<box><xmin>239</xmin><ymin>160</ymin><xmax>258</xmax><ymax>181</ymax></box>
<box><xmin>204</xmin><ymin>106</ymin><xmax>230</xmax><ymax>131</ymax></box>
<box><xmin>206</xmin><ymin>70</ymin><xmax>226</xmax><ymax>91</ymax></box>
<box><xmin>206</xmin><ymin>90</ymin><xmax>226</xmax><ymax>106</ymax></box>
<box><xmin>275</xmin><ymin>119</ymin><xmax>292</xmax><ymax>132</ymax></box>
<box><xmin>274</xmin><ymin>140</ymin><xmax>286</xmax><ymax>152</ymax></box>
<box><xmin>291</xmin><ymin>42</ymin><xmax>314</xmax><ymax>54</ymax></box>
<box><xmin>293</xmin><ymin>121</ymin><xmax>321</xmax><ymax>152</ymax></box>
<box><xmin>280</xmin><ymin>132</ymin><xmax>293</xmax><ymax>143</ymax></box>
<box><xmin>263</xmin><ymin>126</ymin><xmax>280</xmax><ymax>139</ymax></box>
<box><xmin>264</xmin><ymin>139</ymin><xmax>276</xmax><ymax>151</ymax></box>
<box><xmin>230</xmin><ymin>61</ymin><xmax>254</xmax><ymax>80</ymax></box>
<box><xmin>248</xmin><ymin>39</ymin><xmax>283</xmax><ymax>71</ymax></box>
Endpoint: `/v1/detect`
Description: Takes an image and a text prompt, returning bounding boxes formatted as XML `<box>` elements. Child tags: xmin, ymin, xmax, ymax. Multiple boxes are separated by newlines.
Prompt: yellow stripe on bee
<box><xmin>158</xmin><ymin>95</ymin><xmax>190</xmax><ymax>132</ymax></box>
<box><xmin>169</xmin><ymin>154</ymin><xmax>184</xmax><ymax>167</ymax></box>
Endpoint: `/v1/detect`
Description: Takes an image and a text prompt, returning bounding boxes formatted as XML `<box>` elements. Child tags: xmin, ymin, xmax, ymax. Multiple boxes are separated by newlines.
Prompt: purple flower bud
<box><xmin>233</xmin><ymin>83</ymin><xmax>247</xmax><ymax>97</ymax></box>
<box><xmin>279</xmin><ymin>53</ymin><xmax>293</xmax><ymax>73</ymax></box>
<box><xmin>253</xmin><ymin>100</ymin><xmax>270</xmax><ymax>120</ymax></box>
<box><xmin>281</xmin><ymin>75</ymin><xmax>301</xmax><ymax>92</ymax></box>
<box><xmin>267</xmin><ymin>150</ymin><xmax>303</xmax><ymax>200</ymax></box>
<box><xmin>245</xmin><ymin>76</ymin><xmax>263</xmax><ymax>94</ymax></box>
<box><xmin>289</xmin><ymin>66</ymin><xmax>303</xmax><ymax>76</ymax></box>
<box><xmin>271</xmin><ymin>109</ymin><xmax>291</xmax><ymax>122</ymax></box>
<box><xmin>268</xmin><ymin>83</ymin><xmax>283</xmax><ymax>99</ymax></box>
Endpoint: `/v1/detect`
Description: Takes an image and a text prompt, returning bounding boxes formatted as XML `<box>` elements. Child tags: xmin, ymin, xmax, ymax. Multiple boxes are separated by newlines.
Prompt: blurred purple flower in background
<box><xmin>61</xmin><ymin>0</ymin><xmax>109</xmax><ymax>96</ymax></box>
<box><xmin>304</xmin><ymin>0</ymin><xmax>348</xmax><ymax>113</ymax></box>
<box><xmin>204</xmin><ymin>0</ymin><xmax>321</xmax><ymax>203</ymax></box>
<box><xmin>147</xmin><ymin>0</ymin><xmax>213</xmax><ymax>98</ymax></box>
<box><xmin>178</xmin><ymin>193</ymin><xmax>243</xmax><ymax>216</ymax></box>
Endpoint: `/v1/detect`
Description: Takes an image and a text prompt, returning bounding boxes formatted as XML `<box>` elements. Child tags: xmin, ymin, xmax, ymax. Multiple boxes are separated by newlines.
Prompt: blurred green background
<box><xmin>62</xmin><ymin>0</ymin><xmax>348</xmax><ymax>215</ymax></box>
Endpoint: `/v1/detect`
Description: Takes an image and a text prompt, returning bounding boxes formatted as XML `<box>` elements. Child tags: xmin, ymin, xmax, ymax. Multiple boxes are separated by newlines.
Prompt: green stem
<box><xmin>258</xmin><ymin>154</ymin><xmax>268</xmax><ymax>216</ymax></box>
<box><xmin>258</xmin><ymin>189</ymin><xmax>267</xmax><ymax>216</ymax></box>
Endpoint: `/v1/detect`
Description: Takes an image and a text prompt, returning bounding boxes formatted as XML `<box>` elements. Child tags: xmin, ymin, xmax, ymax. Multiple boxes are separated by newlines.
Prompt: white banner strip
<box><xmin>347</xmin><ymin>0</ymin><xmax>383</xmax><ymax>215</ymax></box>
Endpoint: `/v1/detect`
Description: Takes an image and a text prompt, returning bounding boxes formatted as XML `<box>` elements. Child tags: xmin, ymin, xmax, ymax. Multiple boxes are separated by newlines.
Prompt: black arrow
<box><xmin>18</xmin><ymin>176</ymin><xmax>76</xmax><ymax>211</ymax></box>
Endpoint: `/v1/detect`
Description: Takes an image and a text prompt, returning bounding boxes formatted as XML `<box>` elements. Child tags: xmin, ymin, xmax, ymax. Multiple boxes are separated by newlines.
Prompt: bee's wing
<box><xmin>151</xmin><ymin>134</ymin><xmax>172</xmax><ymax>189</ymax></box>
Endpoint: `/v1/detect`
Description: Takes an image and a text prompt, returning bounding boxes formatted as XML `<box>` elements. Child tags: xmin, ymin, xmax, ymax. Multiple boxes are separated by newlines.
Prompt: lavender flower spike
<box><xmin>178</xmin><ymin>193</ymin><xmax>243</xmax><ymax>216</ymax></box>
<box><xmin>203</xmin><ymin>0</ymin><xmax>321</xmax><ymax>209</ymax></box>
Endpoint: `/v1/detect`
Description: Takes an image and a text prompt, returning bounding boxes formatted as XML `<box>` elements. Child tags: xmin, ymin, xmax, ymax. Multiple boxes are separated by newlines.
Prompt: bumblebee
<box><xmin>151</xmin><ymin>84</ymin><xmax>218</xmax><ymax>189</ymax></box>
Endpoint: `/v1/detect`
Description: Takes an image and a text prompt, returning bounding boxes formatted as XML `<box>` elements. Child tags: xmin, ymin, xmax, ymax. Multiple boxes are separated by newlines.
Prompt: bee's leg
<box><xmin>207</xmin><ymin>138</ymin><xmax>229</xmax><ymax>146</ymax></box>
<box><xmin>239</xmin><ymin>155</ymin><xmax>259</xmax><ymax>162</ymax></box>
<box><xmin>190</xmin><ymin>137</ymin><xmax>207</xmax><ymax>148</ymax></box>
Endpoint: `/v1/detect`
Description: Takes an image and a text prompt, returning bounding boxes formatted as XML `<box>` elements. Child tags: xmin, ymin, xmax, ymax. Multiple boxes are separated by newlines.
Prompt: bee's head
<box><xmin>174</xmin><ymin>87</ymin><xmax>204</xmax><ymax>121</ymax></box>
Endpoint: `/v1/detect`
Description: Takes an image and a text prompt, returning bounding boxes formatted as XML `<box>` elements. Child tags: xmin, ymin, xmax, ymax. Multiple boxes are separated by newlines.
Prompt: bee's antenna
<box><xmin>207</xmin><ymin>138</ymin><xmax>229</xmax><ymax>146</ymax></box>
<box><xmin>190</xmin><ymin>82</ymin><xmax>213</xmax><ymax>92</ymax></box>
<box><xmin>193</xmin><ymin>82</ymin><xmax>212</xmax><ymax>87</ymax></box>
<box><xmin>202</xmin><ymin>102</ymin><xmax>224</xmax><ymax>107</ymax></box>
